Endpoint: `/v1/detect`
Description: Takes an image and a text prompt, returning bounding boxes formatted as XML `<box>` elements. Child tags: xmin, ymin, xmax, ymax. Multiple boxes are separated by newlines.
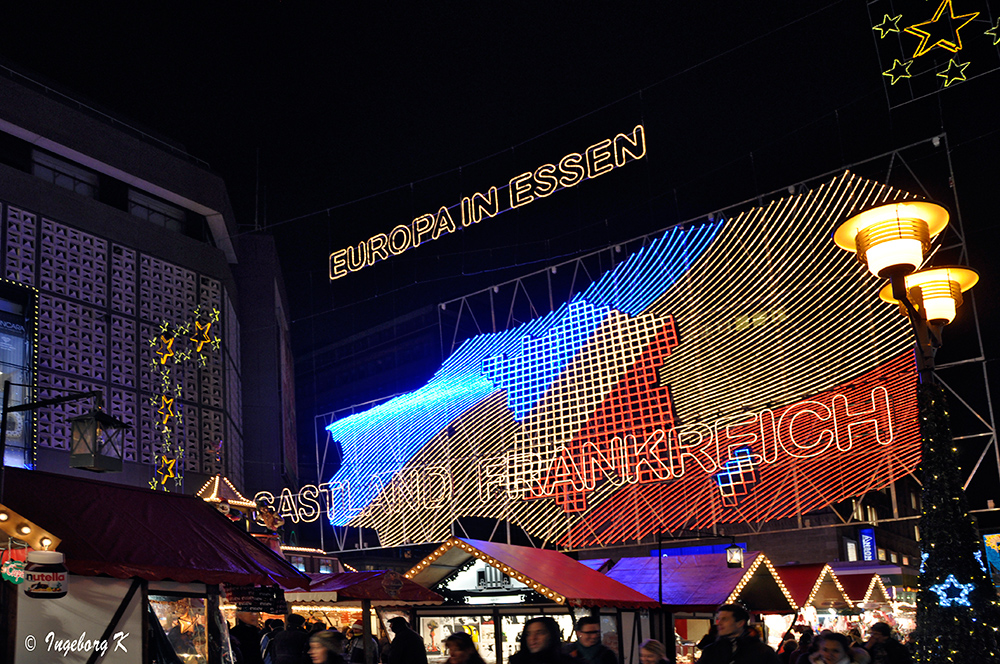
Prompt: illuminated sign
<box><xmin>860</xmin><ymin>528</ymin><xmax>878</xmax><ymax>561</ymax></box>
<box><xmin>328</xmin><ymin>125</ymin><xmax>647</xmax><ymax>280</ymax></box>
<box><xmin>320</xmin><ymin>172</ymin><xmax>924</xmax><ymax>548</ymax></box>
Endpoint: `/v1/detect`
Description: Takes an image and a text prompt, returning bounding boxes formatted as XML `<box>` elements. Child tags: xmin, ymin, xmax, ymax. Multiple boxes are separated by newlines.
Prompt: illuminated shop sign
<box><xmin>321</xmin><ymin>172</ymin><xmax>923</xmax><ymax>549</ymax></box>
<box><xmin>860</xmin><ymin>528</ymin><xmax>878</xmax><ymax>561</ymax></box>
<box><xmin>328</xmin><ymin>125</ymin><xmax>647</xmax><ymax>280</ymax></box>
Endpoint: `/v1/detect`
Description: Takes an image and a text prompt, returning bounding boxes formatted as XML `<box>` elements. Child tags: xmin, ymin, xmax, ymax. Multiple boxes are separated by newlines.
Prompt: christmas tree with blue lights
<box><xmin>914</xmin><ymin>382</ymin><xmax>999</xmax><ymax>663</ymax></box>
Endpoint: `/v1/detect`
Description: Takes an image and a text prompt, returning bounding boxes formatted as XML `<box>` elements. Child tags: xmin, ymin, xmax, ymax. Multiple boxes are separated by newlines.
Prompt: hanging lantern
<box><xmin>833</xmin><ymin>201</ymin><xmax>949</xmax><ymax>278</ymax></box>
<box><xmin>726</xmin><ymin>542</ymin><xmax>745</xmax><ymax>568</ymax></box>
<box><xmin>69</xmin><ymin>409</ymin><xmax>129</xmax><ymax>473</ymax></box>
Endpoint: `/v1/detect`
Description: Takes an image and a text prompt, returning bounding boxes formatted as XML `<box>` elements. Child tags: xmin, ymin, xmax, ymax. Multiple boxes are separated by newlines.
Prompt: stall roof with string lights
<box><xmin>835</xmin><ymin>573</ymin><xmax>892</xmax><ymax>609</ymax></box>
<box><xmin>600</xmin><ymin>552</ymin><xmax>797</xmax><ymax>613</ymax></box>
<box><xmin>405</xmin><ymin>537</ymin><xmax>659</xmax><ymax>608</ymax></box>
<box><xmin>775</xmin><ymin>563</ymin><xmax>854</xmax><ymax>611</ymax></box>
<box><xmin>2</xmin><ymin>467</ymin><xmax>309</xmax><ymax>588</ymax></box>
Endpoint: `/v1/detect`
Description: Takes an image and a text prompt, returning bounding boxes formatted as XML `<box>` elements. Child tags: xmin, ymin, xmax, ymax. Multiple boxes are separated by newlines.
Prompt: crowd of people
<box><xmin>225</xmin><ymin>613</ymin><xmax>428</xmax><ymax>664</ymax></box>
<box><xmin>225</xmin><ymin>606</ymin><xmax>912</xmax><ymax>664</ymax></box>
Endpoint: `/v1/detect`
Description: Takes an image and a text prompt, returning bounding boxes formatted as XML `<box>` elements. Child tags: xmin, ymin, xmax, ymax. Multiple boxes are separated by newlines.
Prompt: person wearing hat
<box><xmin>346</xmin><ymin>620</ymin><xmax>380</xmax><ymax>664</ymax></box>
<box><xmin>386</xmin><ymin>616</ymin><xmax>427</xmax><ymax>664</ymax></box>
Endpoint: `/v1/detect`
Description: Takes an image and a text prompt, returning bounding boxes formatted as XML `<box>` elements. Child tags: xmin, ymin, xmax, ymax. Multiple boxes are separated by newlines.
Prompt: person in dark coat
<box><xmin>269</xmin><ymin>614</ymin><xmax>310</xmax><ymax>664</ymax></box>
<box><xmin>863</xmin><ymin>623</ymin><xmax>911</xmax><ymax>664</ymax></box>
<box><xmin>386</xmin><ymin>617</ymin><xmax>427</xmax><ymax>664</ymax></box>
<box><xmin>509</xmin><ymin>617</ymin><xmax>573</xmax><ymax>664</ymax></box>
<box><xmin>231</xmin><ymin>613</ymin><xmax>264</xmax><ymax>664</ymax></box>
<box><xmin>696</xmin><ymin>604</ymin><xmax>779</xmax><ymax>664</ymax></box>
<box><xmin>563</xmin><ymin>616</ymin><xmax>616</xmax><ymax>664</ymax></box>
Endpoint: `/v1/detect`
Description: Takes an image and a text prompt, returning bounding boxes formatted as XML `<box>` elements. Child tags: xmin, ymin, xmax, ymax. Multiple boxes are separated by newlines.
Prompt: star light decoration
<box><xmin>870</xmin><ymin>0</ymin><xmax>996</xmax><ymax>100</ymax></box>
<box><xmin>904</xmin><ymin>0</ymin><xmax>978</xmax><ymax>58</ymax></box>
<box><xmin>148</xmin><ymin>305</ymin><xmax>222</xmax><ymax>491</ymax></box>
<box><xmin>929</xmin><ymin>574</ymin><xmax>975</xmax><ymax>607</ymax></box>
<box><xmin>937</xmin><ymin>58</ymin><xmax>971</xmax><ymax>87</ymax></box>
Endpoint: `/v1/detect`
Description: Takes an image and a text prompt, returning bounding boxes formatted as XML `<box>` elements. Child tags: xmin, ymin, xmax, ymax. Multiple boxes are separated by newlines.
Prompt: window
<box><xmin>852</xmin><ymin>500</ymin><xmax>864</xmax><ymax>521</ymax></box>
<box><xmin>890</xmin><ymin>552</ymin><xmax>898</xmax><ymax>564</ymax></box>
<box><xmin>867</xmin><ymin>505</ymin><xmax>878</xmax><ymax>522</ymax></box>
<box><xmin>902</xmin><ymin>556</ymin><xmax>910</xmax><ymax>566</ymax></box>
<box><xmin>290</xmin><ymin>555</ymin><xmax>306</xmax><ymax>572</ymax></box>
<box><xmin>129</xmin><ymin>190</ymin><xmax>186</xmax><ymax>233</ymax></box>
<box><xmin>915</xmin><ymin>525</ymin><xmax>921</xmax><ymax>541</ymax></box>
<box><xmin>846</xmin><ymin>540</ymin><xmax>858</xmax><ymax>562</ymax></box>
<box><xmin>32</xmin><ymin>150</ymin><xmax>99</xmax><ymax>198</ymax></box>
<box><xmin>877</xmin><ymin>548</ymin><xmax>887</xmax><ymax>561</ymax></box>
<box><xmin>911</xmin><ymin>491</ymin><xmax>919</xmax><ymax>510</ymax></box>
<box><xmin>319</xmin><ymin>558</ymin><xmax>334</xmax><ymax>573</ymax></box>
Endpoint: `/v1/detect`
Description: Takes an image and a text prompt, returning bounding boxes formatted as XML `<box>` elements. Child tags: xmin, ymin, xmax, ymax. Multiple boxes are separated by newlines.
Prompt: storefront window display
<box><xmin>150</xmin><ymin>593</ymin><xmax>235</xmax><ymax>664</ymax></box>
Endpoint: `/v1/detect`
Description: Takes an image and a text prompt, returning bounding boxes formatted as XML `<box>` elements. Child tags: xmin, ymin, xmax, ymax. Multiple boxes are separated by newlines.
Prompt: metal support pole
<box><xmin>0</xmin><ymin>379</ymin><xmax>11</xmax><ymax>502</ymax></box>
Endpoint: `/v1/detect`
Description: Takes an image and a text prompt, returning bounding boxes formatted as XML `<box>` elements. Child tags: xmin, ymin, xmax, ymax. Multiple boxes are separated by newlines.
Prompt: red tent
<box><xmin>405</xmin><ymin>537</ymin><xmax>658</xmax><ymax>608</ymax></box>
<box><xmin>284</xmin><ymin>570</ymin><xmax>444</xmax><ymax>605</ymax></box>
<box><xmin>2</xmin><ymin>467</ymin><xmax>309</xmax><ymax>588</ymax></box>
<box><xmin>775</xmin><ymin>563</ymin><xmax>853</xmax><ymax>610</ymax></box>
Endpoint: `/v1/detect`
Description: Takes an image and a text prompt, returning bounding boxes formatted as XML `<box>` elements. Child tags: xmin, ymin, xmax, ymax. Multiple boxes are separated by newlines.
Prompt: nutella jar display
<box><xmin>23</xmin><ymin>550</ymin><xmax>68</xmax><ymax>599</ymax></box>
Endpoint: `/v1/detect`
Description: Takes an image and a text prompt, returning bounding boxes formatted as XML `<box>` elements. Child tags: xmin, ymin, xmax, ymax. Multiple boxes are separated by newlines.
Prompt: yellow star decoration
<box><xmin>158</xmin><ymin>396</ymin><xmax>175</xmax><ymax>425</ymax></box>
<box><xmin>904</xmin><ymin>0</ymin><xmax>979</xmax><ymax>58</ymax></box>
<box><xmin>883</xmin><ymin>59</ymin><xmax>914</xmax><ymax>85</ymax></box>
<box><xmin>156</xmin><ymin>456</ymin><xmax>176</xmax><ymax>483</ymax></box>
<box><xmin>148</xmin><ymin>479</ymin><xmax>159</xmax><ymax>490</ymax></box>
<box><xmin>873</xmin><ymin>14</ymin><xmax>903</xmax><ymax>38</ymax></box>
<box><xmin>937</xmin><ymin>58</ymin><xmax>970</xmax><ymax>87</ymax></box>
<box><xmin>987</xmin><ymin>19</ymin><xmax>1000</xmax><ymax>46</ymax></box>
<box><xmin>191</xmin><ymin>320</ymin><xmax>213</xmax><ymax>353</ymax></box>
<box><xmin>155</xmin><ymin>335</ymin><xmax>175</xmax><ymax>364</ymax></box>
<box><xmin>209</xmin><ymin>307</ymin><xmax>220</xmax><ymax>323</ymax></box>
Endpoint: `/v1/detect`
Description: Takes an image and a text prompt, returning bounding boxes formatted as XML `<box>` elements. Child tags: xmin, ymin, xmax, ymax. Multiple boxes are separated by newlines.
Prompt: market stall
<box><xmin>0</xmin><ymin>467</ymin><xmax>309</xmax><ymax>664</ymax></box>
<box><xmin>404</xmin><ymin>537</ymin><xmax>658</xmax><ymax>664</ymax></box>
<box><xmin>276</xmin><ymin>569</ymin><xmax>444</xmax><ymax>660</ymax></box>
<box><xmin>600</xmin><ymin>552</ymin><xmax>797</xmax><ymax>659</ymax></box>
<box><xmin>774</xmin><ymin>563</ymin><xmax>854</xmax><ymax>634</ymax></box>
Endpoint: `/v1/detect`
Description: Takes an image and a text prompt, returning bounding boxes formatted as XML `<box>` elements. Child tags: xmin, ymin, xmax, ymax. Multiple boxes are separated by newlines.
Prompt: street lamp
<box><xmin>833</xmin><ymin>201</ymin><xmax>976</xmax><ymax>380</ymax></box>
<box><xmin>832</xmin><ymin>200</ymin><xmax>997</xmax><ymax>661</ymax></box>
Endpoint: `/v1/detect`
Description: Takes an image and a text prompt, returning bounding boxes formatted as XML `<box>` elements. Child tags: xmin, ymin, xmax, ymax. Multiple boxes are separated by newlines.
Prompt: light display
<box><xmin>147</xmin><ymin>305</ymin><xmax>221</xmax><ymax>490</ymax></box>
<box><xmin>868</xmin><ymin>0</ymin><xmax>1000</xmax><ymax>107</ymax></box>
<box><xmin>937</xmin><ymin>58</ymin><xmax>972</xmax><ymax>87</ymax></box>
<box><xmin>929</xmin><ymin>574</ymin><xmax>975</xmax><ymax>607</ymax></box>
<box><xmin>322</xmin><ymin>172</ymin><xmax>925</xmax><ymax>548</ymax></box>
<box><xmin>903</xmin><ymin>0</ymin><xmax>978</xmax><ymax>58</ymax></box>
<box><xmin>329</xmin><ymin>125</ymin><xmax>646</xmax><ymax>280</ymax></box>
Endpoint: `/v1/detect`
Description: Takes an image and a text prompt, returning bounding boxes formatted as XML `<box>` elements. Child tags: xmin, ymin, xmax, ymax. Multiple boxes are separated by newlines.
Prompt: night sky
<box><xmin>3</xmin><ymin>2</ymin><xmax>999</xmax><ymax>504</ymax></box>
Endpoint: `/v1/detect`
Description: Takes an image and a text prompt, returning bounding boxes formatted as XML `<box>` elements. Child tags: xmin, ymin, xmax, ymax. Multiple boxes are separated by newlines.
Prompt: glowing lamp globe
<box><xmin>834</xmin><ymin>201</ymin><xmax>949</xmax><ymax>278</ymax></box>
<box><xmin>878</xmin><ymin>266</ymin><xmax>979</xmax><ymax>324</ymax></box>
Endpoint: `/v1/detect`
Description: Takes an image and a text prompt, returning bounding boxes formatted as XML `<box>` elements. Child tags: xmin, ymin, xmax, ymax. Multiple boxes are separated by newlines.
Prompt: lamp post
<box><xmin>833</xmin><ymin>201</ymin><xmax>998</xmax><ymax>662</ymax></box>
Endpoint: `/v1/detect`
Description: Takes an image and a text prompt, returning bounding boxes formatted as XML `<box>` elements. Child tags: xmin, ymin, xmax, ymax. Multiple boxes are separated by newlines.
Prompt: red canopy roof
<box><xmin>774</xmin><ymin>564</ymin><xmax>853</xmax><ymax>610</ymax></box>
<box><xmin>602</xmin><ymin>553</ymin><xmax>797</xmax><ymax>613</ymax></box>
<box><xmin>284</xmin><ymin>571</ymin><xmax>443</xmax><ymax>605</ymax></box>
<box><xmin>2</xmin><ymin>467</ymin><xmax>309</xmax><ymax>588</ymax></box>
<box><xmin>405</xmin><ymin>537</ymin><xmax>658</xmax><ymax>608</ymax></box>
<box><xmin>836</xmin><ymin>574</ymin><xmax>891</xmax><ymax>606</ymax></box>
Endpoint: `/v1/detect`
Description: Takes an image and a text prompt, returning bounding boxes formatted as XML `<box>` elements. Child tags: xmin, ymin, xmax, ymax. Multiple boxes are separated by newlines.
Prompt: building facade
<box><xmin>0</xmin><ymin>69</ymin><xmax>293</xmax><ymax>497</ymax></box>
